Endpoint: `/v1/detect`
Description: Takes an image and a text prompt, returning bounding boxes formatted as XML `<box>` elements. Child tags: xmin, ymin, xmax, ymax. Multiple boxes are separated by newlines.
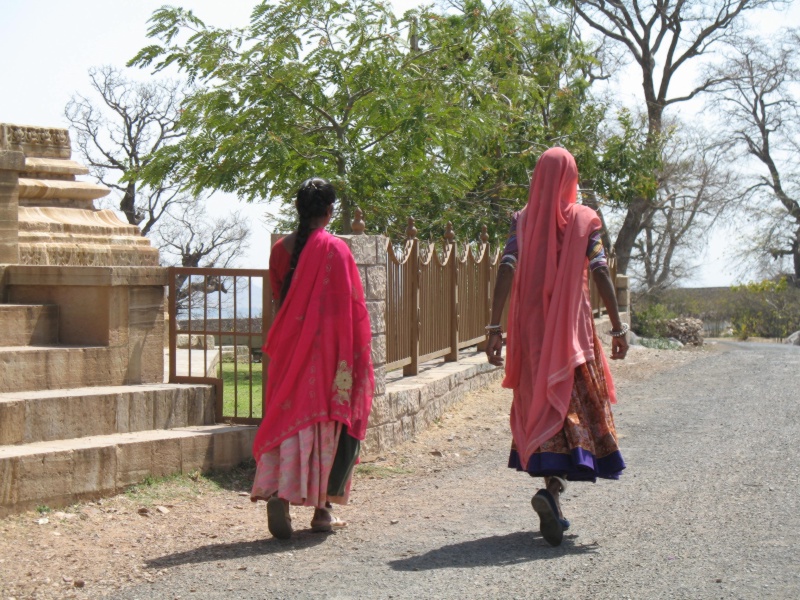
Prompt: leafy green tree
<box><xmin>130</xmin><ymin>0</ymin><xmax>608</xmax><ymax>242</ymax></box>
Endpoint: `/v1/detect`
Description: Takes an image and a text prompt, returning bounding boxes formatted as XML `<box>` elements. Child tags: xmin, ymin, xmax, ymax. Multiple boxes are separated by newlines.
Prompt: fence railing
<box><xmin>385</xmin><ymin>219</ymin><xmax>504</xmax><ymax>375</ymax></box>
<box><xmin>167</xmin><ymin>266</ymin><xmax>270</xmax><ymax>424</ymax></box>
<box><xmin>385</xmin><ymin>219</ymin><xmax>618</xmax><ymax>374</ymax></box>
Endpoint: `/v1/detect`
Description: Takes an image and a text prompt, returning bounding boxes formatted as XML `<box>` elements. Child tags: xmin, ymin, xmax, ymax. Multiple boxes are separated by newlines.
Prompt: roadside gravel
<box><xmin>2</xmin><ymin>341</ymin><xmax>798</xmax><ymax>599</ymax></box>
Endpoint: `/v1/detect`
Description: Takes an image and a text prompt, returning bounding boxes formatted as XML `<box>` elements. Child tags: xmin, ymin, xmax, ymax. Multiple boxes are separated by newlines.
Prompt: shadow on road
<box><xmin>388</xmin><ymin>531</ymin><xmax>598</xmax><ymax>571</ymax></box>
<box><xmin>144</xmin><ymin>530</ymin><xmax>329</xmax><ymax>570</ymax></box>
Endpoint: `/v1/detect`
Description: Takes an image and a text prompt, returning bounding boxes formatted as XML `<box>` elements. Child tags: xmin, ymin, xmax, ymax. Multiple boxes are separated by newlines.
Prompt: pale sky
<box><xmin>1</xmin><ymin>0</ymin><xmax>796</xmax><ymax>285</ymax></box>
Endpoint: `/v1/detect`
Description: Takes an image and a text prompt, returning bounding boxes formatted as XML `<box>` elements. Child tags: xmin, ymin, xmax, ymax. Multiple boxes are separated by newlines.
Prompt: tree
<box><xmin>554</xmin><ymin>0</ymin><xmax>789</xmax><ymax>274</ymax></box>
<box><xmin>709</xmin><ymin>30</ymin><xmax>800</xmax><ymax>286</ymax></box>
<box><xmin>631</xmin><ymin>126</ymin><xmax>739</xmax><ymax>292</ymax></box>
<box><xmin>65</xmin><ymin>66</ymin><xmax>184</xmax><ymax>234</ymax></box>
<box><xmin>65</xmin><ymin>66</ymin><xmax>250</xmax><ymax>275</ymax></box>
<box><xmin>130</xmin><ymin>0</ymin><xmax>611</xmax><ymax>241</ymax></box>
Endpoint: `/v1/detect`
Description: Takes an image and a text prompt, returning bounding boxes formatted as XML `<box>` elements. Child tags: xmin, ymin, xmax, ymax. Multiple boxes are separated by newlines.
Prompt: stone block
<box><xmin>366</xmin><ymin>266</ymin><xmax>387</xmax><ymax>301</ymax></box>
<box><xmin>17</xmin><ymin>451</ymin><xmax>73</xmax><ymax>504</ymax></box>
<box><xmin>114</xmin><ymin>392</ymin><xmax>131</xmax><ymax>433</ymax></box>
<box><xmin>341</xmin><ymin>235</ymin><xmax>379</xmax><ymax>265</ymax></box>
<box><xmin>127</xmin><ymin>389</ymin><xmax>155</xmax><ymax>434</ymax></box>
<box><xmin>0</xmin><ymin>400</ymin><xmax>24</xmax><ymax>445</ymax></box>
<box><xmin>153</xmin><ymin>388</ymin><xmax>188</xmax><ymax>430</ymax></box>
<box><xmin>367</xmin><ymin>395</ymin><xmax>394</xmax><ymax>427</ymax></box>
<box><xmin>180</xmin><ymin>434</ymin><xmax>214</xmax><ymax>472</ymax></box>
<box><xmin>186</xmin><ymin>386</ymin><xmax>214</xmax><ymax>426</ymax></box>
<box><xmin>367</xmin><ymin>301</ymin><xmax>386</xmax><ymax>335</ymax></box>
<box><xmin>371</xmin><ymin>335</ymin><xmax>387</xmax><ymax>366</ymax></box>
<box><xmin>25</xmin><ymin>393</ymin><xmax>116</xmax><ymax>443</ymax></box>
<box><xmin>151</xmin><ymin>437</ymin><xmax>182</xmax><ymax>477</ymax></box>
<box><xmin>373</xmin><ymin>368</ymin><xmax>386</xmax><ymax>395</ymax></box>
<box><xmin>116</xmin><ymin>440</ymin><xmax>153</xmax><ymax>488</ymax></box>
<box><xmin>0</xmin><ymin>456</ymin><xmax>18</xmax><ymax>506</ymax></box>
<box><xmin>71</xmin><ymin>446</ymin><xmax>117</xmax><ymax>496</ymax></box>
<box><xmin>212</xmin><ymin>429</ymin><xmax>253</xmax><ymax>468</ymax></box>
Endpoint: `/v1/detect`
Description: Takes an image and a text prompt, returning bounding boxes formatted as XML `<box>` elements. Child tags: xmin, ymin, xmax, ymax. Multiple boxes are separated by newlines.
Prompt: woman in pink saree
<box><xmin>485</xmin><ymin>148</ymin><xmax>629</xmax><ymax>546</ymax></box>
<box><xmin>251</xmin><ymin>178</ymin><xmax>374</xmax><ymax>540</ymax></box>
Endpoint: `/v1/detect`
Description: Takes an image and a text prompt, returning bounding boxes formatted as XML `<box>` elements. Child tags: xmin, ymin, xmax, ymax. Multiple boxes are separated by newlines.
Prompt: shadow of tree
<box><xmin>388</xmin><ymin>531</ymin><xmax>598</xmax><ymax>571</ymax></box>
<box><xmin>145</xmin><ymin>529</ymin><xmax>329</xmax><ymax>570</ymax></box>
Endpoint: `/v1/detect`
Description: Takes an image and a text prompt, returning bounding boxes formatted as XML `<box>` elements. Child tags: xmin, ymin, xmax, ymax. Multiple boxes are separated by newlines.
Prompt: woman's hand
<box><xmin>611</xmin><ymin>335</ymin><xmax>629</xmax><ymax>360</ymax></box>
<box><xmin>486</xmin><ymin>333</ymin><xmax>504</xmax><ymax>366</ymax></box>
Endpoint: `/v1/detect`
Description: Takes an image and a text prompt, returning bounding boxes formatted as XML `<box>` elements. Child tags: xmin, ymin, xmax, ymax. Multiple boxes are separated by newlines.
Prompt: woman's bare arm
<box><xmin>486</xmin><ymin>262</ymin><xmax>514</xmax><ymax>366</ymax></box>
<box><xmin>591</xmin><ymin>266</ymin><xmax>629</xmax><ymax>360</ymax></box>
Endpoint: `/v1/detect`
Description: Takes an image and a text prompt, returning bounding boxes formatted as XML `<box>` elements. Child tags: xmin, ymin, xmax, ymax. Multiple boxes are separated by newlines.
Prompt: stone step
<box><xmin>0</xmin><ymin>424</ymin><xmax>257</xmax><ymax>516</ymax></box>
<box><xmin>0</xmin><ymin>304</ymin><xmax>58</xmax><ymax>346</ymax></box>
<box><xmin>0</xmin><ymin>384</ymin><xmax>215</xmax><ymax>445</ymax></box>
<box><xmin>0</xmin><ymin>346</ymin><xmax>123</xmax><ymax>394</ymax></box>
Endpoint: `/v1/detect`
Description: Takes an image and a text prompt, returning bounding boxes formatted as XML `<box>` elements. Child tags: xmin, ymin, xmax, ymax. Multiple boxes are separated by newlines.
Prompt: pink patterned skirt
<box><xmin>250</xmin><ymin>421</ymin><xmax>352</xmax><ymax>508</ymax></box>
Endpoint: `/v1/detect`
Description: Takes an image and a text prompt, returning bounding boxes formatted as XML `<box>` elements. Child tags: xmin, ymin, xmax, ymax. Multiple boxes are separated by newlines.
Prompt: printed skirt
<box><xmin>251</xmin><ymin>422</ymin><xmax>360</xmax><ymax>507</ymax></box>
<box><xmin>508</xmin><ymin>350</ymin><xmax>625</xmax><ymax>482</ymax></box>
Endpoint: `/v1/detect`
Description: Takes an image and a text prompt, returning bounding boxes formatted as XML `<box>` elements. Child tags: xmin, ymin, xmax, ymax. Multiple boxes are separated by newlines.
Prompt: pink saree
<box><xmin>252</xmin><ymin>229</ymin><xmax>374</xmax><ymax>461</ymax></box>
<box><xmin>503</xmin><ymin>148</ymin><xmax>616</xmax><ymax>470</ymax></box>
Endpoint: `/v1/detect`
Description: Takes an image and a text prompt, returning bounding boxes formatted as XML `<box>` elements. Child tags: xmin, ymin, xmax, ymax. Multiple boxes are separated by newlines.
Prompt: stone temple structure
<box><xmin>0</xmin><ymin>123</ymin><xmax>254</xmax><ymax>516</ymax></box>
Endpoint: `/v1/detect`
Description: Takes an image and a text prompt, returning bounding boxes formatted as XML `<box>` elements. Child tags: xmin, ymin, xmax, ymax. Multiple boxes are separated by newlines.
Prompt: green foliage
<box><xmin>729</xmin><ymin>278</ymin><xmax>800</xmax><ymax>340</ymax></box>
<box><xmin>638</xmin><ymin>337</ymin><xmax>682</xmax><ymax>350</ymax></box>
<box><xmin>631</xmin><ymin>302</ymin><xmax>676</xmax><ymax>338</ymax></box>
<box><xmin>129</xmin><ymin>0</ymin><xmax>607</xmax><ymax>241</ymax></box>
<box><xmin>594</xmin><ymin>109</ymin><xmax>663</xmax><ymax>209</ymax></box>
<box><xmin>36</xmin><ymin>505</ymin><xmax>51</xmax><ymax>514</ymax></box>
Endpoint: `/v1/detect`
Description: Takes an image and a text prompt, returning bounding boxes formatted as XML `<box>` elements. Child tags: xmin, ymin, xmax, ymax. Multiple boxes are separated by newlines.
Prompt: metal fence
<box><xmin>385</xmin><ymin>219</ymin><xmax>616</xmax><ymax>374</ymax></box>
<box><xmin>167</xmin><ymin>221</ymin><xmax>618</xmax><ymax>419</ymax></box>
<box><xmin>385</xmin><ymin>219</ymin><xmax>505</xmax><ymax>375</ymax></box>
<box><xmin>167</xmin><ymin>266</ymin><xmax>270</xmax><ymax>424</ymax></box>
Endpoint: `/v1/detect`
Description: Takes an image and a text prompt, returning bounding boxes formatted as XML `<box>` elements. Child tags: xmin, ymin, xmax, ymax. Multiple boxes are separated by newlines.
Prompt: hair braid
<box><xmin>278</xmin><ymin>177</ymin><xmax>336</xmax><ymax>305</ymax></box>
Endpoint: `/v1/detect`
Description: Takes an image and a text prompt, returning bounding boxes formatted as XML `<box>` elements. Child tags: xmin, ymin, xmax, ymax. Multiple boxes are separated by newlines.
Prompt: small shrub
<box><xmin>730</xmin><ymin>278</ymin><xmax>800</xmax><ymax>340</ymax></box>
<box><xmin>632</xmin><ymin>303</ymin><xmax>676</xmax><ymax>338</ymax></box>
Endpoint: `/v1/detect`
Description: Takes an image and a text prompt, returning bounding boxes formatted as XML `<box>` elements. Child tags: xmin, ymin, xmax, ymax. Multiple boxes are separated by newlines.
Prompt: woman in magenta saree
<box><xmin>486</xmin><ymin>148</ymin><xmax>629</xmax><ymax>546</ymax></box>
<box><xmin>250</xmin><ymin>178</ymin><xmax>374</xmax><ymax>540</ymax></box>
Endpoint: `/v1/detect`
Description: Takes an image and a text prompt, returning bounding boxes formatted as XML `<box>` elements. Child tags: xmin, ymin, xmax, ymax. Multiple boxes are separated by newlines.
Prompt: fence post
<box><xmin>477</xmin><ymin>225</ymin><xmax>491</xmax><ymax>352</ymax></box>
<box><xmin>445</xmin><ymin>222</ymin><xmax>459</xmax><ymax>362</ymax></box>
<box><xmin>404</xmin><ymin>217</ymin><xmax>420</xmax><ymax>376</ymax></box>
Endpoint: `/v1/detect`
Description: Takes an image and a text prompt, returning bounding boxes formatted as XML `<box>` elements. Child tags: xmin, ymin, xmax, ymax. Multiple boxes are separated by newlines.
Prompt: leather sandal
<box><xmin>267</xmin><ymin>497</ymin><xmax>292</xmax><ymax>540</ymax></box>
<box><xmin>310</xmin><ymin>513</ymin><xmax>347</xmax><ymax>533</ymax></box>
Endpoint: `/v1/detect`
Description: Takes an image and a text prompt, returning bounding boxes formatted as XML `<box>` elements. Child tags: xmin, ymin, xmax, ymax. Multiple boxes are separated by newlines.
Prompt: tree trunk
<box><xmin>337</xmin><ymin>153</ymin><xmax>352</xmax><ymax>234</ymax></box>
<box><xmin>613</xmin><ymin>103</ymin><xmax>664</xmax><ymax>275</ymax></box>
<box><xmin>119</xmin><ymin>181</ymin><xmax>140</xmax><ymax>226</ymax></box>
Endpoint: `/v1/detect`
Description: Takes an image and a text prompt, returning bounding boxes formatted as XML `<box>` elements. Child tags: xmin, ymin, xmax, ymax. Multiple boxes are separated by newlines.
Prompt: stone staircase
<box><xmin>0</xmin><ymin>301</ymin><xmax>256</xmax><ymax>516</ymax></box>
<box><xmin>0</xmin><ymin>124</ymin><xmax>256</xmax><ymax>517</ymax></box>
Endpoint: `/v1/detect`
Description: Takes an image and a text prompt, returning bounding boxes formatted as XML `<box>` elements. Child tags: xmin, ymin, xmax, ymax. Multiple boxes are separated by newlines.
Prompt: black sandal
<box><xmin>531</xmin><ymin>489</ymin><xmax>567</xmax><ymax>546</ymax></box>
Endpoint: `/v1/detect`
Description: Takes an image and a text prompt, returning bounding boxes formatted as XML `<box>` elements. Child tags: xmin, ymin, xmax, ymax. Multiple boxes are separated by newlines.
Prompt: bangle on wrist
<box><xmin>610</xmin><ymin>323</ymin><xmax>629</xmax><ymax>338</ymax></box>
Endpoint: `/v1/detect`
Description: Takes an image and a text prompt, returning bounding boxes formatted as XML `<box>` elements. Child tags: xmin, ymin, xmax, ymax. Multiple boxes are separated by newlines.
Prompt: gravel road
<box><xmin>101</xmin><ymin>341</ymin><xmax>799</xmax><ymax>599</ymax></box>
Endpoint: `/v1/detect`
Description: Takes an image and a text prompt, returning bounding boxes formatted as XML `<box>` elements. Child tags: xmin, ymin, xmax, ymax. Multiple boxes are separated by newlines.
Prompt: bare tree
<box><xmin>555</xmin><ymin>0</ymin><xmax>789</xmax><ymax>275</ymax></box>
<box><xmin>709</xmin><ymin>30</ymin><xmax>800</xmax><ymax>285</ymax></box>
<box><xmin>65</xmin><ymin>66</ymin><xmax>251</xmax><ymax>280</ymax></box>
<box><xmin>631</xmin><ymin>127</ymin><xmax>739</xmax><ymax>291</ymax></box>
<box><xmin>65</xmin><ymin>66</ymin><xmax>184</xmax><ymax>233</ymax></box>
<box><xmin>155</xmin><ymin>202</ymin><xmax>251</xmax><ymax>313</ymax></box>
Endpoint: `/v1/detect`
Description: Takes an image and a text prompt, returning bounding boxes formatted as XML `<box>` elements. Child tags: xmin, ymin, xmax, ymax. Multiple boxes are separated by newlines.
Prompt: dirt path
<box><xmin>2</xmin><ymin>342</ymin><xmax>798</xmax><ymax>599</ymax></box>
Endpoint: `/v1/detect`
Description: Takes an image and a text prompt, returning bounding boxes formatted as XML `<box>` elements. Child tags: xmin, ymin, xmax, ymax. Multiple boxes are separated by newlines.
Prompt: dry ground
<box><xmin>0</xmin><ymin>343</ymin><xmax>709</xmax><ymax>600</ymax></box>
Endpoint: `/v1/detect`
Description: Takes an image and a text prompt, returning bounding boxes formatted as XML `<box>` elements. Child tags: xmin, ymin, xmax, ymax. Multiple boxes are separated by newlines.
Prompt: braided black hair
<box><xmin>279</xmin><ymin>177</ymin><xmax>336</xmax><ymax>304</ymax></box>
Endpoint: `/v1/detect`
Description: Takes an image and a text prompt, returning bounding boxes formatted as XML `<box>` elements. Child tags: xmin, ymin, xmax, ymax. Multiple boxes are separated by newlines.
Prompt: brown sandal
<box><xmin>267</xmin><ymin>497</ymin><xmax>292</xmax><ymax>540</ymax></box>
<box><xmin>310</xmin><ymin>513</ymin><xmax>347</xmax><ymax>533</ymax></box>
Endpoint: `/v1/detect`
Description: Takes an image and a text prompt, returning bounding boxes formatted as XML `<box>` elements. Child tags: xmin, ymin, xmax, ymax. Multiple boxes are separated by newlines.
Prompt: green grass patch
<box><xmin>355</xmin><ymin>464</ymin><xmax>413</xmax><ymax>478</ymax></box>
<box><xmin>123</xmin><ymin>460</ymin><xmax>257</xmax><ymax>505</ymax></box>
<box><xmin>219</xmin><ymin>361</ymin><xmax>263</xmax><ymax>419</ymax></box>
<box><xmin>638</xmin><ymin>337</ymin><xmax>683</xmax><ymax>350</ymax></box>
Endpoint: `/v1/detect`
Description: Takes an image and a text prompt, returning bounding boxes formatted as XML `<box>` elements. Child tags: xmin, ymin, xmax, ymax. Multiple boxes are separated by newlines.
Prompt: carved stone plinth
<box><xmin>0</xmin><ymin>123</ymin><xmax>159</xmax><ymax>267</ymax></box>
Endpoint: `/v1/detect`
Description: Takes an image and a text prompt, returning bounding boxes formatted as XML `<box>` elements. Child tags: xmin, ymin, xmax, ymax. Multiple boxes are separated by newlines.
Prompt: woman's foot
<box><xmin>531</xmin><ymin>489</ymin><xmax>565</xmax><ymax>546</ymax></box>
<box><xmin>310</xmin><ymin>507</ymin><xmax>348</xmax><ymax>533</ymax></box>
<box><xmin>545</xmin><ymin>476</ymin><xmax>569</xmax><ymax>529</ymax></box>
<box><xmin>267</xmin><ymin>497</ymin><xmax>292</xmax><ymax>540</ymax></box>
